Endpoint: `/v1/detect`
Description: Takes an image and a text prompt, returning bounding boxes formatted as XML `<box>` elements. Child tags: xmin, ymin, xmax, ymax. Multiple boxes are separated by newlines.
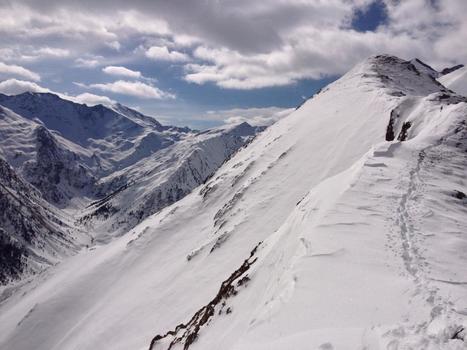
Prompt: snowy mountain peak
<box><xmin>337</xmin><ymin>54</ymin><xmax>452</xmax><ymax>98</ymax></box>
<box><xmin>0</xmin><ymin>92</ymin><xmax>197</xmax><ymax>187</ymax></box>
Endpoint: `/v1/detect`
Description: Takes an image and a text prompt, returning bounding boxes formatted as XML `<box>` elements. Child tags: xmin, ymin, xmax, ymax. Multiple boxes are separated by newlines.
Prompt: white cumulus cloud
<box><xmin>72</xmin><ymin>92</ymin><xmax>116</xmax><ymax>106</ymax></box>
<box><xmin>83</xmin><ymin>80</ymin><xmax>175</xmax><ymax>99</ymax></box>
<box><xmin>102</xmin><ymin>66</ymin><xmax>142</xmax><ymax>78</ymax></box>
<box><xmin>1</xmin><ymin>0</ymin><xmax>467</xmax><ymax>92</ymax></box>
<box><xmin>0</xmin><ymin>79</ymin><xmax>48</xmax><ymax>95</ymax></box>
<box><xmin>145</xmin><ymin>46</ymin><xmax>189</xmax><ymax>62</ymax></box>
<box><xmin>0</xmin><ymin>62</ymin><xmax>41</xmax><ymax>82</ymax></box>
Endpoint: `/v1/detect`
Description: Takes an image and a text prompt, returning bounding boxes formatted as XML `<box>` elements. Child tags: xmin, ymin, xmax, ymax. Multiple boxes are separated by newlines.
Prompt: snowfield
<box><xmin>439</xmin><ymin>65</ymin><xmax>467</xmax><ymax>96</ymax></box>
<box><xmin>0</xmin><ymin>55</ymin><xmax>466</xmax><ymax>350</ymax></box>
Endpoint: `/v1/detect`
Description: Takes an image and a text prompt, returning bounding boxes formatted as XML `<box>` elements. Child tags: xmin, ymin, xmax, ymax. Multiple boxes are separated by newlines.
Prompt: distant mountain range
<box><xmin>0</xmin><ymin>93</ymin><xmax>262</xmax><ymax>284</ymax></box>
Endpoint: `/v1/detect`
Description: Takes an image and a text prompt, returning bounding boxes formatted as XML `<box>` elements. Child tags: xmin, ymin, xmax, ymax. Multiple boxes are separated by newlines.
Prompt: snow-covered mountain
<box><xmin>0</xmin><ymin>93</ymin><xmax>261</xmax><ymax>283</ymax></box>
<box><xmin>81</xmin><ymin>122</ymin><xmax>260</xmax><ymax>236</ymax></box>
<box><xmin>0</xmin><ymin>92</ymin><xmax>193</xmax><ymax>205</ymax></box>
<box><xmin>0</xmin><ymin>54</ymin><xmax>465</xmax><ymax>350</ymax></box>
<box><xmin>0</xmin><ymin>156</ymin><xmax>86</xmax><ymax>286</ymax></box>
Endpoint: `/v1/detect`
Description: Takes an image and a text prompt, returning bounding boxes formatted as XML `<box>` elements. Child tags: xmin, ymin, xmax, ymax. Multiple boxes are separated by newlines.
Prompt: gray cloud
<box><xmin>0</xmin><ymin>62</ymin><xmax>41</xmax><ymax>81</ymax></box>
<box><xmin>0</xmin><ymin>0</ymin><xmax>465</xmax><ymax>91</ymax></box>
<box><xmin>0</xmin><ymin>78</ymin><xmax>118</xmax><ymax>108</ymax></box>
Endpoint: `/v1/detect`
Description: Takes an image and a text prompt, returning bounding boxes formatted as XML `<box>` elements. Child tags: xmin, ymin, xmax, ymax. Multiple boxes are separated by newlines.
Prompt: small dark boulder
<box><xmin>454</xmin><ymin>190</ymin><xmax>466</xmax><ymax>200</ymax></box>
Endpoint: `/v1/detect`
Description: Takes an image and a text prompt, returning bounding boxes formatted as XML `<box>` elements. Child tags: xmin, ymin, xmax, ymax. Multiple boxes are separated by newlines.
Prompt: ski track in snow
<box><xmin>395</xmin><ymin>149</ymin><xmax>427</xmax><ymax>280</ymax></box>
<box><xmin>381</xmin><ymin>138</ymin><xmax>467</xmax><ymax>348</ymax></box>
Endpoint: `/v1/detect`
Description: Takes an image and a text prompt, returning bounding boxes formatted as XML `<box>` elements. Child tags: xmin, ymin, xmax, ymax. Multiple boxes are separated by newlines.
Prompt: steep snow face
<box><xmin>0</xmin><ymin>106</ymin><xmax>96</xmax><ymax>206</ymax></box>
<box><xmin>23</xmin><ymin>126</ymin><xmax>96</xmax><ymax>205</ymax></box>
<box><xmin>0</xmin><ymin>157</ymin><xmax>86</xmax><ymax>286</ymax></box>
<box><xmin>410</xmin><ymin>58</ymin><xmax>440</xmax><ymax>78</ymax></box>
<box><xmin>439</xmin><ymin>66</ymin><xmax>467</xmax><ymax>96</ymax></box>
<box><xmin>0</xmin><ymin>92</ymin><xmax>191</xmax><ymax>176</ymax></box>
<box><xmin>0</xmin><ymin>55</ymin><xmax>466</xmax><ymax>350</ymax></box>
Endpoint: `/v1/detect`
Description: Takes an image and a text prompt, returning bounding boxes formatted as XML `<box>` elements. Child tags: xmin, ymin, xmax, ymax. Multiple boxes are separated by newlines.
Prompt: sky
<box><xmin>0</xmin><ymin>0</ymin><xmax>466</xmax><ymax>129</ymax></box>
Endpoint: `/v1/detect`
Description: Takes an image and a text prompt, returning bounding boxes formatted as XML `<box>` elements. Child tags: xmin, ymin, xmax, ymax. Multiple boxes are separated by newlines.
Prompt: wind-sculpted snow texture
<box><xmin>0</xmin><ymin>55</ymin><xmax>466</xmax><ymax>350</ymax></box>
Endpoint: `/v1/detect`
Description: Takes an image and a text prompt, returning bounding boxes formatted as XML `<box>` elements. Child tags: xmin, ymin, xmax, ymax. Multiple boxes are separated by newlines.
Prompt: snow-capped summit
<box><xmin>0</xmin><ymin>54</ymin><xmax>465</xmax><ymax>350</ymax></box>
<box><xmin>0</xmin><ymin>92</ymin><xmax>196</xmax><ymax>206</ymax></box>
<box><xmin>0</xmin><ymin>92</ymin><xmax>191</xmax><ymax>178</ymax></box>
<box><xmin>349</xmin><ymin>55</ymin><xmax>450</xmax><ymax>96</ymax></box>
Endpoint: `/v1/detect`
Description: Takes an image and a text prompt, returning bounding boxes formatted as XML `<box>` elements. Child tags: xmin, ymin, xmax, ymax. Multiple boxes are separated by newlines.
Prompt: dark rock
<box><xmin>148</xmin><ymin>242</ymin><xmax>262</xmax><ymax>350</ymax></box>
<box><xmin>397</xmin><ymin>122</ymin><xmax>412</xmax><ymax>141</ymax></box>
<box><xmin>386</xmin><ymin>109</ymin><xmax>398</xmax><ymax>141</ymax></box>
<box><xmin>454</xmin><ymin>190</ymin><xmax>466</xmax><ymax>200</ymax></box>
<box><xmin>441</xmin><ymin>64</ymin><xmax>464</xmax><ymax>75</ymax></box>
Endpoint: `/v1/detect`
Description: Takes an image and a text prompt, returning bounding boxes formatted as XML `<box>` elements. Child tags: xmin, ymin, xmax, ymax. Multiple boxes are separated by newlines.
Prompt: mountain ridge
<box><xmin>0</xmin><ymin>54</ymin><xmax>466</xmax><ymax>349</ymax></box>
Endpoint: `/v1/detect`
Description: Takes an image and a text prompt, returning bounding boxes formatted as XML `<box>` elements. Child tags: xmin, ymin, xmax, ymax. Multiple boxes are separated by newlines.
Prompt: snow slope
<box><xmin>0</xmin><ymin>156</ymin><xmax>86</xmax><ymax>286</ymax></box>
<box><xmin>411</xmin><ymin>58</ymin><xmax>440</xmax><ymax>78</ymax></box>
<box><xmin>439</xmin><ymin>65</ymin><xmax>467</xmax><ymax>96</ymax></box>
<box><xmin>0</xmin><ymin>55</ymin><xmax>466</xmax><ymax>350</ymax></box>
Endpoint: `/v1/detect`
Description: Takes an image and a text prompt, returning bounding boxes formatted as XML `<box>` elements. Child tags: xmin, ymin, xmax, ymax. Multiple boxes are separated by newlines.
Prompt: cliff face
<box><xmin>21</xmin><ymin>126</ymin><xmax>96</xmax><ymax>205</ymax></box>
<box><xmin>0</xmin><ymin>157</ymin><xmax>80</xmax><ymax>284</ymax></box>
